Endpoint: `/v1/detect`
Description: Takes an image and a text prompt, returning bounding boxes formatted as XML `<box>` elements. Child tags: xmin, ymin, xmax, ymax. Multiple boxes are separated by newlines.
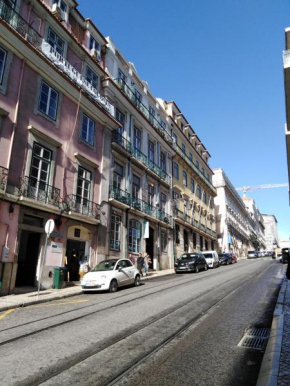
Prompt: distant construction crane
<box><xmin>236</xmin><ymin>183</ymin><xmax>289</xmax><ymax>197</ymax></box>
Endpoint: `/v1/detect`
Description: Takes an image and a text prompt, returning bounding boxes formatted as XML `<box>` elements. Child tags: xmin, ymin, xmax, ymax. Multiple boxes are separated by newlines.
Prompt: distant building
<box><xmin>242</xmin><ymin>198</ymin><xmax>266</xmax><ymax>251</ymax></box>
<box><xmin>283</xmin><ymin>27</ymin><xmax>290</xmax><ymax>202</ymax></box>
<box><xmin>261</xmin><ymin>215</ymin><xmax>279</xmax><ymax>251</ymax></box>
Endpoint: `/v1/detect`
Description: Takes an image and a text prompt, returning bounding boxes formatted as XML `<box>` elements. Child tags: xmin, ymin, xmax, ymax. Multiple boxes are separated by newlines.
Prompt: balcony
<box><xmin>0</xmin><ymin>0</ymin><xmax>114</xmax><ymax>117</ymax></box>
<box><xmin>63</xmin><ymin>194</ymin><xmax>101</xmax><ymax>220</ymax></box>
<box><xmin>19</xmin><ymin>176</ymin><xmax>60</xmax><ymax>206</ymax></box>
<box><xmin>109</xmin><ymin>185</ymin><xmax>172</xmax><ymax>225</ymax></box>
<box><xmin>174</xmin><ymin>208</ymin><xmax>191</xmax><ymax>224</ymax></box>
<box><xmin>173</xmin><ymin>142</ymin><xmax>217</xmax><ymax>194</ymax></box>
<box><xmin>114</xmin><ymin>79</ymin><xmax>173</xmax><ymax>145</ymax></box>
<box><xmin>112</xmin><ymin>131</ymin><xmax>171</xmax><ymax>185</ymax></box>
<box><xmin>0</xmin><ymin>166</ymin><xmax>8</xmax><ymax>192</ymax></box>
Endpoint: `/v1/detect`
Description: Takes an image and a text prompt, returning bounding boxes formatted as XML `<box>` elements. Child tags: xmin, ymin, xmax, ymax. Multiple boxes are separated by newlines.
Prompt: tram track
<box><xmin>26</xmin><ymin>262</ymin><xmax>275</xmax><ymax>386</ymax></box>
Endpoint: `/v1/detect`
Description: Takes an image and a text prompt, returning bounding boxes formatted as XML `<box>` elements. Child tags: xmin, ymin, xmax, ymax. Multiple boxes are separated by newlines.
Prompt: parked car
<box><xmin>81</xmin><ymin>259</ymin><xmax>140</xmax><ymax>293</ymax></box>
<box><xmin>175</xmin><ymin>253</ymin><xmax>208</xmax><ymax>273</ymax></box>
<box><xmin>247</xmin><ymin>250</ymin><xmax>258</xmax><ymax>259</ymax></box>
<box><xmin>281</xmin><ymin>248</ymin><xmax>289</xmax><ymax>264</ymax></box>
<box><xmin>218</xmin><ymin>253</ymin><xmax>233</xmax><ymax>265</ymax></box>
<box><xmin>203</xmin><ymin>251</ymin><xmax>219</xmax><ymax>268</ymax></box>
<box><xmin>229</xmin><ymin>253</ymin><xmax>237</xmax><ymax>264</ymax></box>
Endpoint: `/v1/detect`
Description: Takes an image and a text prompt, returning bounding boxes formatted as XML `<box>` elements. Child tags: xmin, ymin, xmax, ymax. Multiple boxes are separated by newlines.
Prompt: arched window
<box><xmin>129</xmin><ymin>220</ymin><xmax>141</xmax><ymax>253</ymax></box>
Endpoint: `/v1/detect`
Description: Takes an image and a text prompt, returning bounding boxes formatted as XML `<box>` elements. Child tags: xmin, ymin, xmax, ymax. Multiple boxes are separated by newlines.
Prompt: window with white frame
<box><xmin>129</xmin><ymin>219</ymin><xmax>141</xmax><ymax>253</ymax></box>
<box><xmin>118</xmin><ymin>69</ymin><xmax>126</xmax><ymax>86</ymax></box>
<box><xmin>52</xmin><ymin>0</ymin><xmax>67</xmax><ymax>13</ymax></box>
<box><xmin>160</xmin><ymin>192</ymin><xmax>166</xmax><ymax>212</ymax></box>
<box><xmin>86</xmin><ymin>66</ymin><xmax>98</xmax><ymax>89</ymax></box>
<box><xmin>160</xmin><ymin>152</ymin><xmax>166</xmax><ymax>173</ymax></box>
<box><xmin>113</xmin><ymin>162</ymin><xmax>123</xmax><ymax>189</ymax></box>
<box><xmin>110</xmin><ymin>214</ymin><xmax>121</xmax><ymax>251</ymax></box>
<box><xmin>89</xmin><ymin>35</ymin><xmax>100</xmax><ymax>53</ymax></box>
<box><xmin>172</xmin><ymin>132</ymin><xmax>177</xmax><ymax>144</ymax></box>
<box><xmin>81</xmin><ymin>114</ymin><xmax>95</xmax><ymax>146</ymax></box>
<box><xmin>135</xmin><ymin>89</ymin><xmax>142</xmax><ymax>104</ymax></box>
<box><xmin>149</xmin><ymin>106</ymin><xmax>155</xmax><ymax>123</ymax></box>
<box><xmin>148</xmin><ymin>140</ymin><xmax>154</xmax><ymax>163</ymax></box>
<box><xmin>203</xmin><ymin>191</ymin><xmax>207</xmax><ymax>204</ymax></box>
<box><xmin>47</xmin><ymin>28</ymin><xmax>65</xmax><ymax>56</ymax></box>
<box><xmin>133</xmin><ymin>127</ymin><xmax>141</xmax><ymax>150</ymax></box>
<box><xmin>116</xmin><ymin>109</ymin><xmax>125</xmax><ymax>134</ymax></box>
<box><xmin>173</xmin><ymin>162</ymin><xmax>179</xmax><ymax>179</ymax></box>
<box><xmin>183</xmin><ymin>170</ymin><xmax>187</xmax><ymax>187</ymax></box>
<box><xmin>0</xmin><ymin>47</ymin><xmax>7</xmax><ymax>85</ymax></box>
<box><xmin>148</xmin><ymin>184</ymin><xmax>154</xmax><ymax>206</ymax></box>
<box><xmin>132</xmin><ymin>174</ymin><xmax>140</xmax><ymax>199</ymax></box>
<box><xmin>161</xmin><ymin>230</ymin><xmax>167</xmax><ymax>252</ymax></box>
<box><xmin>29</xmin><ymin>143</ymin><xmax>52</xmax><ymax>196</ymax></box>
<box><xmin>160</xmin><ymin>119</ymin><xmax>166</xmax><ymax>130</ymax></box>
<box><xmin>197</xmin><ymin>184</ymin><xmax>201</xmax><ymax>199</ymax></box>
<box><xmin>38</xmin><ymin>81</ymin><xmax>59</xmax><ymax>120</ymax></box>
<box><xmin>76</xmin><ymin>166</ymin><xmax>91</xmax><ymax>205</ymax></box>
<box><xmin>190</xmin><ymin>178</ymin><xmax>195</xmax><ymax>193</ymax></box>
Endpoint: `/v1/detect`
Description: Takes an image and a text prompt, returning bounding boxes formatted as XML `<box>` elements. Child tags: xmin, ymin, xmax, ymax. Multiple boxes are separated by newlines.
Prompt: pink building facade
<box><xmin>0</xmin><ymin>0</ymin><xmax>119</xmax><ymax>294</ymax></box>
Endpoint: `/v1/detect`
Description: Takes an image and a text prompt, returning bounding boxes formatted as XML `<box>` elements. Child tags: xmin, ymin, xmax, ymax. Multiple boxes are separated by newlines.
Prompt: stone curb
<box><xmin>256</xmin><ymin>280</ymin><xmax>287</xmax><ymax>386</ymax></box>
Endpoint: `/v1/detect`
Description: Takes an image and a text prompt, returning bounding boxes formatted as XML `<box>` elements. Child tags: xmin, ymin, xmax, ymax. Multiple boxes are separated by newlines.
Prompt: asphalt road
<box><xmin>0</xmin><ymin>259</ymin><xmax>285</xmax><ymax>386</ymax></box>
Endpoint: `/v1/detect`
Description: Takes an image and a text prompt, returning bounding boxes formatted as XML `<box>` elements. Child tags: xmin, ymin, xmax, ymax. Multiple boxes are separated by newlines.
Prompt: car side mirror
<box><xmin>118</xmin><ymin>267</ymin><xmax>123</xmax><ymax>272</ymax></box>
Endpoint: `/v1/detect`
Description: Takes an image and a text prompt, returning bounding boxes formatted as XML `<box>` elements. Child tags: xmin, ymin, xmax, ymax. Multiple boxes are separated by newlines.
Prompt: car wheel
<box><xmin>226</xmin><ymin>260</ymin><xmax>229</xmax><ymax>265</ymax></box>
<box><xmin>109</xmin><ymin>279</ymin><xmax>118</xmax><ymax>293</ymax></box>
<box><xmin>204</xmin><ymin>264</ymin><xmax>208</xmax><ymax>271</ymax></box>
<box><xmin>134</xmin><ymin>275</ymin><xmax>141</xmax><ymax>286</ymax></box>
<box><xmin>195</xmin><ymin>266</ymin><xmax>199</xmax><ymax>273</ymax></box>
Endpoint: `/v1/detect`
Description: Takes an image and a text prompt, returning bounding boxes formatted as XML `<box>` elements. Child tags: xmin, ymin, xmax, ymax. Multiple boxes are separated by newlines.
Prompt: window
<box><xmin>118</xmin><ymin>69</ymin><xmax>126</xmax><ymax>84</ymax></box>
<box><xmin>173</xmin><ymin>162</ymin><xmax>179</xmax><ymax>179</ymax></box>
<box><xmin>148</xmin><ymin>140</ymin><xmax>154</xmax><ymax>163</ymax></box>
<box><xmin>183</xmin><ymin>170</ymin><xmax>187</xmax><ymax>187</ymax></box>
<box><xmin>149</xmin><ymin>106</ymin><xmax>155</xmax><ymax>123</ymax></box>
<box><xmin>116</xmin><ymin>109</ymin><xmax>125</xmax><ymax>134</ymax></box>
<box><xmin>160</xmin><ymin>152</ymin><xmax>166</xmax><ymax>173</ymax></box>
<box><xmin>148</xmin><ymin>184</ymin><xmax>154</xmax><ymax>206</ymax></box>
<box><xmin>193</xmin><ymin>232</ymin><xmax>196</xmax><ymax>248</ymax></box>
<box><xmin>200</xmin><ymin>235</ymin><xmax>203</xmax><ymax>250</ymax></box>
<box><xmin>160</xmin><ymin>119</ymin><xmax>166</xmax><ymax>130</ymax></box>
<box><xmin>172</xmin><ymin>133</ymin><xmax>177</xmax><ymax>144</ymax></box>
<box><xmin>81</xmin><ymin>114</ymin><xmax>95</xmax><ymax>146</ymax></box>
<box><xmin>29</xmin><ymin>143</ymin><xmax>52</xmax><ymax>196</ymax></box>
<box><xmin>211</xmin><ymin>240</ymin><xmax>215</xmax><ymax>250</ymax></box>
<box><xmin>134</xmin><ymin>127</ymin><xmax>141</xmax><ymax>150</ymax></box>
<box><xmin>207</xmin><ymin>173</ymin><xmax>210</xmax><ymax>181</ymax></box>
<box><xmin>184</xmin><ymin>200</ymin><xmax>188</xmax><ymax>216</ymax></box>
<box><xmin>160</xmin><ymin>193</ymin><xmax>166</xmax><ymax>212</ymax></box>
<box><xmin>86</xmin><ymin>66</ymin><xmax>98</xmax><ymax>89</ymax></box>
<box><xmin>0</xmin><ymin>47</ymin><xmax>6</xmax><ymax>84</ymax></box>
<box><xmin>205</xmin><ymin>240</ymin><xmax>208</xmax><ymax>250</ymax></box>
<box><xmin>132</xmin><ymin>174</ymin><xmax>140</xmax><ymax>199</ymax></box>
<box><xmin>110</xmin><ymin>214</ymin><xmax>121</xmax><ymax>251</ymax></box>
<box><xmin>5</xmin><ymin>0</ymin><xmax>16</xmax><ymax>9</ymax></box>
<box><xmin>161</xmin><ymin>231</ymin><xmax>167</xmax><ymax>252</ymax></box>
<box><xmin>129</xmin><ymin>220</ymin><xmax>141</xmax><ymax>253</ymax></box>
<box><xmin>201</xmin><ymin>167</ymin><xmax>205</xmax><ymax>175</ymax></box>
<box><xmin>203</xmin><ymin>191</ymin><xmax>207</xmax><ymax>204</ymax></box>
<box><xmin>190</xmin><ymin>178</ymin><xmax>195</xmax><ymax>193</ymax></box>
<box><xmin>52</xmin><ymin>0</ymin><xmax>67</xmax><ymax>12</ymax></box>
<box><xmin>76</xmin><ymin>167</ymin><xmax>91</xmax><ymax>205</ymax></box>
<box><xmin>189</xmin><ymin>153</ymin><xmax>193</xmax><ymax>163</ymax></box>
<box><xmin>182</xmin><ymin>143</ymin><xmax>186</xmax><ymax>154</ymax></box>
<box><xmin>38</xmin><ymin>81</ymin><xmax>59</xmax><ymax>120</ymax></box>
<box><xmin>47</xmin><ymin>28</ymin><xmax>64</xmax><ymax>56</ymax></box>
<box><xmin>197</xmin><ymin>184</ymin><xmax>201</xmax><ymax>199</ymax></box>
<box><xmin>196</xmin><ymin>160</ymin><xmax>199</xmax><ymax>170</ymax></box>
<box><xmin>135</xmin><ymin>89</ymin><xmax>142</xmax><ymax>104</ymax></box>
<box><xmin>89</xmin><ymin>35</ymin><xmax>100</xmax><ymax>53</ymax></box>
<box><xmin>175</xmin><ymin>224</ymin><xmax>180</xmax><ymax>244</ymax></box>
<box><xmin>113</xmin><ymin>162</ymin><xmax>123</xmax><ymax>189</ymax></box>
<box><xmin>184</xmin><ymin>230</ymin><xmax>188</xmax><ymax>252</ymax></box>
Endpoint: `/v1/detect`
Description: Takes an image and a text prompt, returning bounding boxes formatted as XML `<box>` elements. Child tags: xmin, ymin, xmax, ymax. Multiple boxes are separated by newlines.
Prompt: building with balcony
<box><xmin>262</xmin><ymin>214</ymin><xmax>279</xmax><ymax>251</ymax></box>
<box><xmin>242</xmin><ymin>197</ymin><xmax>266</xmax><ymax>251</ymax></box>
<box><xmin>283</xmin><ymin>28</ymin><xmax>290</xmax><ymax>202</ymax></box>
<box><xmin>156</xmin><ymin>100</ymin><xmax>217</xmax><ymax>258</ymax></box>
<box><xmin>0</xmin><ymin>0</ymin><xmax>119</xmax><ymax>294</ymax></box>
<box><xmin>99</xmin><ymin>38</ymin><xmax>175</xmax><ymax>270</ymax></box>
<box><xmin>212</xmin><ymin>169</ymin><xmax>250</xmax><ymax>257</ymax></box>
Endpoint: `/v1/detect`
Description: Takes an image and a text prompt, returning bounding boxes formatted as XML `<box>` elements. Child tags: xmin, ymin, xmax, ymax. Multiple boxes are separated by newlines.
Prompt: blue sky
<box><xmin>79</xmin><ymin>0</ymin><xmax>290</xmax><ymax>240</ymax></box>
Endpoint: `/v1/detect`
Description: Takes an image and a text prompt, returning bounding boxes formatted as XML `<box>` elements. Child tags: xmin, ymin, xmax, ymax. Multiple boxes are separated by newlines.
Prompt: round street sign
<box><xmin>45</xmin><ymin>219</ymin><xmax>55</xmax><ymax>236</ymax></box>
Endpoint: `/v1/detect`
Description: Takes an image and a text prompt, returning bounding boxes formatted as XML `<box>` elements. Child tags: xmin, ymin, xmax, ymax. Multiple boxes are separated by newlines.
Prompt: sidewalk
<box><xmin>257</xmin><ymin>277</ymin><xmax>290</xmax><ymax>386</ymax></box>
<box><xmin>0</xmin><ymin>269</ymin><xmax>175</xmax><ymax>312</ymax></box>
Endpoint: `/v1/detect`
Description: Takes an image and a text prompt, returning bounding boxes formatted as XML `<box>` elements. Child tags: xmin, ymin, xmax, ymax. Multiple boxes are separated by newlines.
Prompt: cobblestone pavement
<box><xmin>278</xmin><ymin>279</ymin><xmax>290</xmax><ymax>386</ymax></box>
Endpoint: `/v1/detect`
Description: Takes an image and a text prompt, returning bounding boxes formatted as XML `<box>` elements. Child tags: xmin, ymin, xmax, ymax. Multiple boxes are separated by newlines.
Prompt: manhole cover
<box><xmin>238</xmin><ymin>327</ymin><xmax>270</xmax><ymax>350</ymax></box>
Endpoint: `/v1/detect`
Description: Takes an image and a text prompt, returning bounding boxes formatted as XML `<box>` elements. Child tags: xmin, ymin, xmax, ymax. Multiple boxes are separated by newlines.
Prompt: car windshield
<box><xmin>203</xmin><ymin>253</ymin><xmax>213</xmax><ymax>258</ymax></box>
<box><xmin>91</xmin><ymin>260</ymin><xmax>117</xmax><ymax>271</ymax></box>
<box><xmin>179</xmin><ymin>254</ymin><xmax>198</xmax><ymax>261</ymax></box>
<box><xmin>248</xmin><ymin>251</ymin><xmax>256</xmax><ymax>254</ymax></box>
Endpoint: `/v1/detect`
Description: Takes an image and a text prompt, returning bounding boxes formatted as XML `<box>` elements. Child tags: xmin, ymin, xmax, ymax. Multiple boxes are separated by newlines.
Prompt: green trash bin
<box><xmin>53</xmin><ymin>267</ymin><xmax>66</xmax><ymax>289</ymax></box>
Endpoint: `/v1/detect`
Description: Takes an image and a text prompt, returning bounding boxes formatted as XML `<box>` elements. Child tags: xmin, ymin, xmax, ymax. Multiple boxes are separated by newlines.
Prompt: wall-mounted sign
<box><xmin>51</xmin><ymin>242</ymin><xmax>63</xmax><ymax>254</ymax></box>
<box><xmin>1</xmin><ymin>246</ymin><xmax>9</xmax><ymax>262</ymax></box>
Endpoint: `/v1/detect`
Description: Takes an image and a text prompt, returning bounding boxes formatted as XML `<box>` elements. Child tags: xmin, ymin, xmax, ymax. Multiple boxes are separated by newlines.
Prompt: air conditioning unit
<box><xmin>91</xmin><ymin>48</ymin><xmax>101</xmax><ymax>62</ymax></box>
<box><xmin>52</xmin><ymin>3</ymin><xmax>65</xmax><ymax>21</ymax></box>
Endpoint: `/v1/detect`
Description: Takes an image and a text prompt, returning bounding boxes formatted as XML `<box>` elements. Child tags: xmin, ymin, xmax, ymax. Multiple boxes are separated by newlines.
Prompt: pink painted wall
<box><xmin>0</xmin><ymin>201</ymin><xmax>20</xmax><ymax>262</ymax></box>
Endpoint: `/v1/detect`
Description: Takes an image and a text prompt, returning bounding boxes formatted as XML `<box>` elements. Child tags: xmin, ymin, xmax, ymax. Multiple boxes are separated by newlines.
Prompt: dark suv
<box><xmin>175</xmin><ymin>253</ymin><xmax>208</xmax><ymax>273</ymax></box>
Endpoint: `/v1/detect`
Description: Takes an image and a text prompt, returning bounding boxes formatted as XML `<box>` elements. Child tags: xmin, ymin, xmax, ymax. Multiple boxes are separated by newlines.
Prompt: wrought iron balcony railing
<box><xmin>109</xmin><ymin>185</ymin><xmax>172</xmax><ymax>225</ymax></box>
<box><xmin>114</xmin><ymin>78</ymin><xmax>173</xmax><ymax>145</ymax></box>
<box><xmin>174</xmin><ymin>208</ymin><xmax>191</xmax><ymax>224</ymax></box>
<box><xmin>112</xmin><ymin>131</ymin><xmax>171</xmax><ymax>185</ymax></box>
<box><xmin>0</xmin><ymin>166</ymin><xmax>8</xmax><ymax>191</ymax></box>
<box><xmin>0</xmin><ymin>0</ymin><xmax>114</xmax><ymax>117</ymax></box>
<box><xmin>19</xmin><ymin>176</ymin><xmax>60</xmax><ymax>206</ymax></box>
<box><xmin>0</xmin><ymin>0</ymin><xmax>42</xmax><ymax>48</ymax></box>
<box><xmin>63</xmin><ymin>194</ymin><xmax>101</xmax><ymax>219</ymax></box>
<box><xmin>173</xmin><ymin>142</ymin><xmax>217</xmax><ymax>194</ymax></box>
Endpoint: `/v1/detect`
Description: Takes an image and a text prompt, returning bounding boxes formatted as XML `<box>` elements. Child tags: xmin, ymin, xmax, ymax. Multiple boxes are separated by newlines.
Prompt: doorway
<box><xmin>16</xmin><ymin>231</ymin><xmax>41</xmax><ymax>287</ymax></box>
<box><xmin>66</xmin><ymin>239</ymin><xmax>86</xmax><ymax>281</ymax></box>
<box><xmin>146</xmin><ymin>226</ymin><xmax>154</xmax><ymax>269</ymax></box>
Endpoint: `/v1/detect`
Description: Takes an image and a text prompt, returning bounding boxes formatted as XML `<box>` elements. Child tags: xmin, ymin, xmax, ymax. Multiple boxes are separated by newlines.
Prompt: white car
<box><xmin>203</xmin><ymin>251</ymin><xmax>219</xmax><ymax>268</ymax></box>
<box><xmin>81</xmin><ymin>258</ymin><xmax>141</xmax><ymax>293</ymax></box>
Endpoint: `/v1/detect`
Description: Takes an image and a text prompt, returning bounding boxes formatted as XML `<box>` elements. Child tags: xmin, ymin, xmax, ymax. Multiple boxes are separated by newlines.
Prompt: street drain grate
<box><xmin>238</xmin><ymin>327</ymin><xmax>270</xmax><ymax>350</ymax></box>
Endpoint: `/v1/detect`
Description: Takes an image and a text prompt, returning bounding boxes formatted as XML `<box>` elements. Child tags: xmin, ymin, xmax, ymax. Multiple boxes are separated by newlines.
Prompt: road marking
<box><xmin>27</xmin><ymin>299</ymin><xmax>89</xmax><ymax>309</ymax></box>
<box><xmin>0</xmin><ymin>309</ymin><xmax>15</xmax><ymax>320</ymax></box>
